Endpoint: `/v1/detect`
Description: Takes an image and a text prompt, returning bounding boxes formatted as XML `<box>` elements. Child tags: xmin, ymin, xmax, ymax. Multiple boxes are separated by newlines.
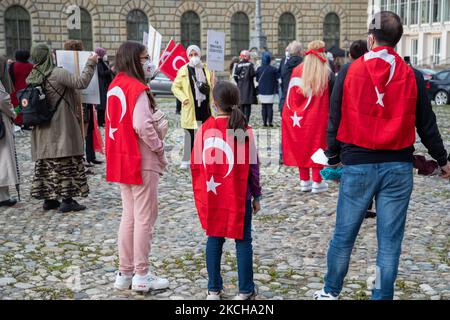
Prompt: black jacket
<box><xmin>97</xmin><ymin>59</ymin><xmax>114</xmax><ymax>111</ymax></box>
<box><xmin>234</xmin><ymin>60</ymin><xmax>257</xmax><ymax>105</ymax></box>
<box><xmin>279</xmin><ymin>55</ymin><xmax>303</xmax><ymax>108</ymax></box>
<box><xmin>326</xmin><ymin>62</ymin><xmax>448</xmax><ymax>166</ymax></box>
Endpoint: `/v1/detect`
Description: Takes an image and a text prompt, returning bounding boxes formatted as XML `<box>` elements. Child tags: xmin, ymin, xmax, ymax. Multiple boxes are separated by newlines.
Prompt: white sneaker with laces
<box><xmin>114</xmin><ymin>272</ymin><xmax>133</xmax><ymax>290</ymax></box>
<box><xmin>132</xmin><ymin>273</ymin><xmax>170</xmax><ymax>292</ymax></box>
<box><xmin>300</xmin><ymin>180</ymin><xmax>312</xmax><ymax>192</ymax></box>
<box><xmin>179</xmin><ymin>161</ymin><xmax>190</xmax><ymax>170</ymax></box>
<box><xmin>312</xmin><ymin>181</ymin><xmax>329</xmax><ymax>193</ymax></box>
<box><xmin>206</xmin><ymin>291</ymin><xmax>222</xmax><ymax>300</ymax></box>
<box><xmin>233</xmin><ymin>290</ymin><xmax>257</xmax><ymax>300</ymax></box>
<box><xmin>313</xmin><ymin>288</ymin><xmax>338</xmax><ymax>300</ymax></box>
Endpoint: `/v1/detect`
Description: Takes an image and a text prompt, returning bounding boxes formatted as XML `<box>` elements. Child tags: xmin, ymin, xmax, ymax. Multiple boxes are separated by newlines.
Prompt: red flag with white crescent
<box><xmin>282</xmin><ymin>63</ymin><xmax>330</xmax><ymax>167</ymax></box>
<box><xmin>159</xmin><ymin>44</ymin><xmax>188</xmax><ymax>81</ymax></box>
<box><xmin>159</xmin><ymin>38</ymin><xmax>175</xmax><ymax>67</ymax></box>
<box><xmin>191</xmin><ymin>117</ymin><xmax>254</xmax><ymax>240</ymax></box>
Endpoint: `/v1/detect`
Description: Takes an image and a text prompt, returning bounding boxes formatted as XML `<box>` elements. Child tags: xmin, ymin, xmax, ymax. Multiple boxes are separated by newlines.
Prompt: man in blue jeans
<box><xmin>315</xmin><ymin>11</ymin><xmax>450</xmax><ymax>300</ymax></box>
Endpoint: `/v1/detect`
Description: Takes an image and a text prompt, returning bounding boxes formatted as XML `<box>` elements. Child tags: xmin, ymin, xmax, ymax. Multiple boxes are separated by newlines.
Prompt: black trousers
<box><xmin>176</xmin><ymin>99</ymin><xmax>182</xmax><ymax>114</ymax></box>
<box><xmin>262</xmin><ymin>103</ymin><xmax>274</xmax><ymax>125</ymax></box>
<box><xmin>183</xmin><ymin>129</ymin><xmax>195</xmax><ymax>162</ymax></box>
<box><xmin>240</xmin><ymin>104</ymin><xmax>251</xmax><ymax>123</ymax></box>
<box><xmin>85</xmin><ymin>105</ymin><xmax>96</xmax><ymax>163</ymax></box>
<box><xmin>96</xmin><ymin>108</ymin><xmax>105</xmax><ymax>127</ymax></box>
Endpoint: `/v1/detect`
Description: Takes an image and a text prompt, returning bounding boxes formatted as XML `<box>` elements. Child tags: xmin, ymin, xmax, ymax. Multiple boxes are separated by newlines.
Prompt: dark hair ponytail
<box><xmin>212</xmin><ymin>81</ymin><xmax>247</xmax><ymax>131</ymax></box>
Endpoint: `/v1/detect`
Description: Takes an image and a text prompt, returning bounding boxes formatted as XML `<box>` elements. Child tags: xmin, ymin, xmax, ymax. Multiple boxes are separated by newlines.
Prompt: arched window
<box><xmin>231</xmin><ymin>12</ymin><xmax>250</xmax><ymax>56</ymax></box>
<box><xmin>278</xmin><ymin>13</ymin><xmax>296</xmax><ymax>55</ymax></box>
<box><xmin>323</xmin><ymin>13</ymin><xmax>340</xmax><ymax>50</ymax></box>
<box><xmin>5</xmin><ymin>5</ymin><xmax>32</xmax><ymax>57</ymax></box>
<box><xmin>127</xmin><ymin>10</ymin><xmax>149</xmax><ymax>42</ymax></box>
<box><xmin>68</xmin><ymin>8</ymin><xmax>93</xmax><ymax>50</ymax></box>
<box><xmin>181</xmin><ymin>11</ymin><xmax>201</xmax><ymax>49</ymax></box>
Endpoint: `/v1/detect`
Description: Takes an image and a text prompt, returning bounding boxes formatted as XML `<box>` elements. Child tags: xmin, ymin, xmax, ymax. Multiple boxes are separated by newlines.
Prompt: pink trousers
<box><xmin>299</xmin><ymin>167</ymin><xmax>323</xmax><ymax>183</ymax></box>
<box><xmin>118</xmin><ymin>170</ymin><xmax>160</xmax><ymax>276</ymax></box>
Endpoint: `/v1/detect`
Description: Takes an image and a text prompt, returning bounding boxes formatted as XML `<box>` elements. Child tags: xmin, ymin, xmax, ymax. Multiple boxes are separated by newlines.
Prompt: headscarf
<box><xmin>26</xmin><ymin>43</ymin><xmax>55</xmax><ymax>86</ymax></box>
<box><xmin>187</xmin><ymin>45</ymin><xmax>206</xmax><ymax>105</ymax></box>
<box><xmin>95</xmin><ymin>47</ymin><xmax>106</xmax><ymax>58</ymax></box>
<box><xmin>261</xmin><ymin>52</ymin><xmax>271</xmax><ymax>66</ymax></box>
<box><xmin>0</xmin><ymin>55</ymin><xmax>13</xmax><ymax>94</ymax></box>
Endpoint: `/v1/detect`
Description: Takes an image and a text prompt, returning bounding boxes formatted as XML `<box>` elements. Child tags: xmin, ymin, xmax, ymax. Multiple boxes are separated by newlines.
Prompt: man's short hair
<box><xmin>289</xmin><ymin>41</ymin><xmax>302</xmax><ymax>56</ymax></box>
<box><xmin>349</xmin><ymin>40</ymin><xmax>368</xmax><ymax>60</ymax></box>
<box><xmin>368</xmin><ymin>11</ymin><xmax>403</xmax><ymax>47</ymax></box>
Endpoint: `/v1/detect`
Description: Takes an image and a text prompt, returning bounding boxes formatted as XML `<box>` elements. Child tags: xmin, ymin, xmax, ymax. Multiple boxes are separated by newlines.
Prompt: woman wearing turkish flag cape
<box><xmin>282</xmin><ymin>40</ymin><xmax>335</xmax><ymax>193</ymax></box>
<box><xmin>105</xmin><ymin>41</ymin><xmax>169</xmax><ymax>293</ymax></box>
<box><xmin>191</xmin><ymin>81</ymin><xmax>262</xmax><ymax>300</ymax></box>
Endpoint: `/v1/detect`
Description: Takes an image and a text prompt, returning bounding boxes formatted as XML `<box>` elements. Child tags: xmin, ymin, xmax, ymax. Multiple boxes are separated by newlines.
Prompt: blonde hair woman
<box><xmin>281</xmin><ymin>40</ymin><xmax>335</xmax><ymax>193</ymax></box>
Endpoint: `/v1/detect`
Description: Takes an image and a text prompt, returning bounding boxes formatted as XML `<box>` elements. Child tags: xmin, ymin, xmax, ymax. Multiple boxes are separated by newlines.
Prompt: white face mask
<box><xmin>142</xmin><ymin>60</ymin><xmax>157</xmax><ymax>80</ymax></box>
<box><xmin>103</xmin><ymin>55</ymin><xmax>108</xmax><ymax>62</ymax></box>
<box><xmin>285</xmin><ymin>51</ymin><xmax>290</xmax><ymax>59</ymax></box>
<box><xmin>190</xmin><ymin>56</ymin><xmax>201</xmax><ymax>66</ymax></box>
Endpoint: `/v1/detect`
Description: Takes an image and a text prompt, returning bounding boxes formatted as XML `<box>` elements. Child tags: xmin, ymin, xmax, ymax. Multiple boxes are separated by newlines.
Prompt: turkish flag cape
<box><xmin>337</xmin><ymin>46</ymin><xmax>417</xmax><ymax>150</ymax></box>
<box><xmin>159</xmin><ymin>44</ymin><xmax>188</xmax><ymax>81</ymax></box>
<box><xmin>191</xmin><ymin>117</ymin><xmax>253</xmax><ymax>240</ymax></box>
<box><xmin>282</xmin><ymin>64</ymin><xmax>329</xmax><ymax>167</ymax></box>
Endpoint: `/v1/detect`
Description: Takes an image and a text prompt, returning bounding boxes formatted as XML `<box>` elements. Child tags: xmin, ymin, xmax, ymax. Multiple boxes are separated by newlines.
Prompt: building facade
<box><xmin>0</xmin><ymin>0</ymin><xmax>369</xmax><ymax>60</ymax></box>
<box><xmin>376</xmin><ymin>0</ymin><xmax>450</xmax><ymax>67</ymax></box>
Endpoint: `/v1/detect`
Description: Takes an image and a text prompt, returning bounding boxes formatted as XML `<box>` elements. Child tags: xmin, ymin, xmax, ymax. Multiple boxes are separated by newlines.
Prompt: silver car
<box><xmin>150</xmin><ymin>72</ymin><xmax>173</xmax><ymax>96</ymax></box>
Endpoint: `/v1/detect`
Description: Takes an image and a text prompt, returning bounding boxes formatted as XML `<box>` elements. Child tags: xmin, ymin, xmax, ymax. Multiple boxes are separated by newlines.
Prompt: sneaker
<box><xmin>313</xmin><ymin>288</ymin><xmax>339</xmax><ymax>300</ymax></box>
<box><xmin>43</xmin><ymin>199</ymin><xmax>60</xmax><ymax>211</ymax></box>
<box><xmin>233</xmin><ymin>289</ymin><xmax>257</xmax><ymax>300</ymax></box>
<box><xmin>312</xmin><ymin>181</ymin><xmax>329</xmax><ymax>193</ymax></box>
<box><xmin>206</xmin><ymin>290</ymin><xmax>222</xmax><ymax>300</ymax></box>
<box><xmin>300</xmin><ymin>180</ymin><xmax>312</xmax><ymax>192</ymax></box>
<box><xmin>59</xmin><ymin>200</ymin><xmax>86</xmax><ymax>213</ymax></box>
<box><xmin>132</xmin><ymin>273</ymin><xmax>169</xmax><ymax>292</ymax></box>
<box><xmin>365</xmin><ymin>210</ymin><xmax>377</xmax><ymax>219</ymax></box>
<box><xmin>0</xmin><ymin>198</ymin><xmax>17</xmax><ymax>207</ymax></box>
<box><xmin>114</xmin><ymin>272</ymin><xmax>133</xmax><ymax>290</ymax></box>
<box><xmin>179</xmin><ymin>161</ymin><xmax>190</xmax><ymax>170</ymax></box>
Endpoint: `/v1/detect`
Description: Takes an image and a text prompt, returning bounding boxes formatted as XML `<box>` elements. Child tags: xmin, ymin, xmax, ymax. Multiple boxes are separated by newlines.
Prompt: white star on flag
<box><xmin>375</xmin><ymin>87</ymin><xmax>385</xmax><ymax>107</ymax></box>
<box><xmin>291</xmin><ymin>111</ymin><xmax>303</xmax><ymax>128</ymax></box>
<box><xmin>109</xmin><ymin>127</ymin><xmax>118</xmax><ymax>140</ymax></box>
<box><xmin>206</xmin><ymin>176</ymin><xmax>221</xmax><ymax>195</ymax></box>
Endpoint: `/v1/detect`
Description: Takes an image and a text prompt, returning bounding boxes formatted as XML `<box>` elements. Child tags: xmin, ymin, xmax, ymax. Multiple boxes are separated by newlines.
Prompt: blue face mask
<box><xmin>212</xmin><ymin>104</ymin><xmax>219</xmax><ymax>114</ymax></box>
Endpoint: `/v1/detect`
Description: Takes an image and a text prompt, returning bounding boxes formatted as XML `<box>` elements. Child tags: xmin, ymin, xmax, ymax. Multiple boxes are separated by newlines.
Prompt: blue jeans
<box><xmin>206</xmin><ymin>200</ymin><xmax>255</xmax><ymax>294</ymax></box>
<box><xmin>324</xmin><ymin>162</ymin><xmax>413</xmax><ymax>300</ymax></box>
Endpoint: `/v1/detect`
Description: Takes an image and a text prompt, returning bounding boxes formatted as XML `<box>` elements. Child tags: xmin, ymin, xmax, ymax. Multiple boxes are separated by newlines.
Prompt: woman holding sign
<box><xmin>27</xmin><ymin>43</ymin><xmax>98</xmax><ymax>212</ymax></box>
<box><xmin>172</xmin><ymin>45</ymin><xmax>213</xmax><ymax>170</ymax></box>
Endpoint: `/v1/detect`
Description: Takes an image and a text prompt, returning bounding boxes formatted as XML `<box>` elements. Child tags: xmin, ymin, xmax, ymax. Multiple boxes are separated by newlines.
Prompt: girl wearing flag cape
<box><xmin>282</xmin><ymin>40</ymin><xmax>335</xmax><ymax>193</ymax></box>
<box><xmin>191</xmin><ymin>81</ymin><xmax>262</xmax><ymax>300</ymax></box>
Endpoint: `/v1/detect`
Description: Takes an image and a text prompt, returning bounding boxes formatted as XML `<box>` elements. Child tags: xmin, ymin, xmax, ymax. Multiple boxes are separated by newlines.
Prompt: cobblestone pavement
<box><xmin>0</xmin><ymin>99</ymin><xmax>449</xmax><ymax>300</ymax></box>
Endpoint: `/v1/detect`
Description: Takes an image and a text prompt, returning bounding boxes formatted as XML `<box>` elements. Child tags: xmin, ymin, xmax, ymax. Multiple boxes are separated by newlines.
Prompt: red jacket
<box><xmin>337</xmin><ymin>46</ymin><xmax>417</xmax><ymax>150</ymax></box>
<box><xmin>105</xmin><ymin>72</ymin><xmax>148</xmax><ymax>184</ymax></box>
<box><xmin>10</xmin><ymin>61</ymin><xmax>33</xmax><ymax>126</ymax></box>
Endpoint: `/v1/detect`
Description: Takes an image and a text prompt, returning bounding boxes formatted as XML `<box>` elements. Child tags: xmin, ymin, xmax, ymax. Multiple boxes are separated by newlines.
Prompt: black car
<box><xmin>426</xmin><ymin>69</ymin><xmax>450</xmax><ymax>105</ymax></box>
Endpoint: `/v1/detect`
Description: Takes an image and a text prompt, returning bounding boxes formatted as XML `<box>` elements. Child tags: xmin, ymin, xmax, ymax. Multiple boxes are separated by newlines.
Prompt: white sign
<box><xmin>311</xmin><ymin>148</ymin><xmax>329</xmax><ymax>166</ymax></box>
<box><xmin>143</xmin><ymin>31</ymin><xmax>149</xmax><ymax>46</ymax></box>
<box><xmin>56</xmin><ymin>50</ymin><xmax>100</xmax><ymax>105</ymax></box>
<box><xmin>147</xmin><ymin>25</ymin><xmax>162</xmax><ymax>65</ymax></box>
<box><xmin>206</xmin><ymin>30</ymin><xmax>225</xmax><ymax>71</ymax></box>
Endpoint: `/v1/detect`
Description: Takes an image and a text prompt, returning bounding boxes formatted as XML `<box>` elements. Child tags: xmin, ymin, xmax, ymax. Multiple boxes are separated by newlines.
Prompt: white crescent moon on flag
<box><xmin>106</xmin><ymin>86</ymin><xmax>127</xmax><ymax>140</ymax></box>
<box><xmin>364</xmin><ymin>49</ymin><xmax>396</xmax><ymax>85</ymax></box>
<box><xmin>173</xmin><ymin>56</ymin><xmax>187</xmax><ymax>71</ymax></box>
<box><xmin>202</xmin><ymin>137</ymin><xmax>234</xmax><ymax>178</ymax></box>
<box><xmin>286</xmin><ymin>77</ymin><xmax>312</xmax><ymax>111</ymax></box>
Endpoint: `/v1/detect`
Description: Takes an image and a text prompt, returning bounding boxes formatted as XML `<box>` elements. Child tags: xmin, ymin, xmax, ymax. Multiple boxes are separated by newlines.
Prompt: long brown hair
<box><xmin>115</xmin><ymin>41</ymin><xmax>156</xmax><ymax>109</ymax></box>
<box><xmin>212</xmin><ymin>81</ymin><xmax>247</xmax><ymax>131</ymax></box>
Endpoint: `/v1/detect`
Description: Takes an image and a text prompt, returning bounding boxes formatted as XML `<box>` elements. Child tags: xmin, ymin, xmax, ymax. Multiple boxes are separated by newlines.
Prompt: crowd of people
<box><xmin>0</xmin><ymin>10</ymin><xmax>450</xmax><ymax>301</ymax></box>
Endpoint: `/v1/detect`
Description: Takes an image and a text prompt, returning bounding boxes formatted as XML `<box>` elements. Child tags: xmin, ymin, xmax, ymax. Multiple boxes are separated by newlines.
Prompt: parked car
<box><xmin>149</xmin><ymin>72</ymin><xmax>173</xmax><ymax>96</ymax></box>
<box><xmin>416</xmin><ymin>68</ymin><xmax>436</xmax><ymax>81</ymax></box>
<box><xmin>426</xmin><ymin>69</ymin><xmax>450</xmax><ymax>105</ymax></box>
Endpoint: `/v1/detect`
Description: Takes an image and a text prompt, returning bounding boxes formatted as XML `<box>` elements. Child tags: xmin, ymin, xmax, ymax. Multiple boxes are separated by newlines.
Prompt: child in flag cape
<box><xmin>281</xmin><ymin>40</ymin><xmax>335</xmax><ymax>193</ymax></box>
<box><xmin>191</xmin><ymin>81</ymin><xmax>262</xmax><ymax>300</ymax></box>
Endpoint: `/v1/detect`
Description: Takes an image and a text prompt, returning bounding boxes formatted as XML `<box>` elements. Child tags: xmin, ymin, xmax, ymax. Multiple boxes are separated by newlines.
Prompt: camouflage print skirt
<box><xmin>31</xmin><ymin>156</ymin><xmax>89</xmax><ymax>200</ymax></box>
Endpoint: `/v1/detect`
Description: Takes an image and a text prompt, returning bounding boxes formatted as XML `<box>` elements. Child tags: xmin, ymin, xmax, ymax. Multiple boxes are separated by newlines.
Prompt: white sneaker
<box><xmin>313</xmin><ymin>288</ymin><xmax>339</xmax><ymax>300</ymax></box>
<box><xmin>114</xmin><ymin>272</ymin><xmax>133</xmax><ymax>290</ymax></box>
<box><xmin>300</xmin><ymin>180</ymin><xmax>312</xmax><ymax>192</ymax></box>
<box><xmin>179</xmin><ymin>161</ymin><xmax>190</xmax><ymax>170</ymax></box>
<box><xmin>312</xmin><ymin>181</ymin><xmax>328</xmax><ymax>193</ymax></box>
<box><xmin>206</xmin><ymin>291</ymin><xmax>222</xmax><ymax>300</ymax></box>
<box><xmin>233</xmin><ymin>289</ymin><xmax>257</xmax><ymax>300</ymax></box>
<box><xmin>132</xmin><ymin>273</ymin><xmax>170</xmax><ymax>292</ymax></box>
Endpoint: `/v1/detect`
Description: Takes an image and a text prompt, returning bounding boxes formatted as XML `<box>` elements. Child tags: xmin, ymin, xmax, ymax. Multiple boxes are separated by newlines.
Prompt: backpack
<box><xmin>16</xmin><ymin>73</ymin><xmax>66</xmax><ymax>127</ymax></box>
